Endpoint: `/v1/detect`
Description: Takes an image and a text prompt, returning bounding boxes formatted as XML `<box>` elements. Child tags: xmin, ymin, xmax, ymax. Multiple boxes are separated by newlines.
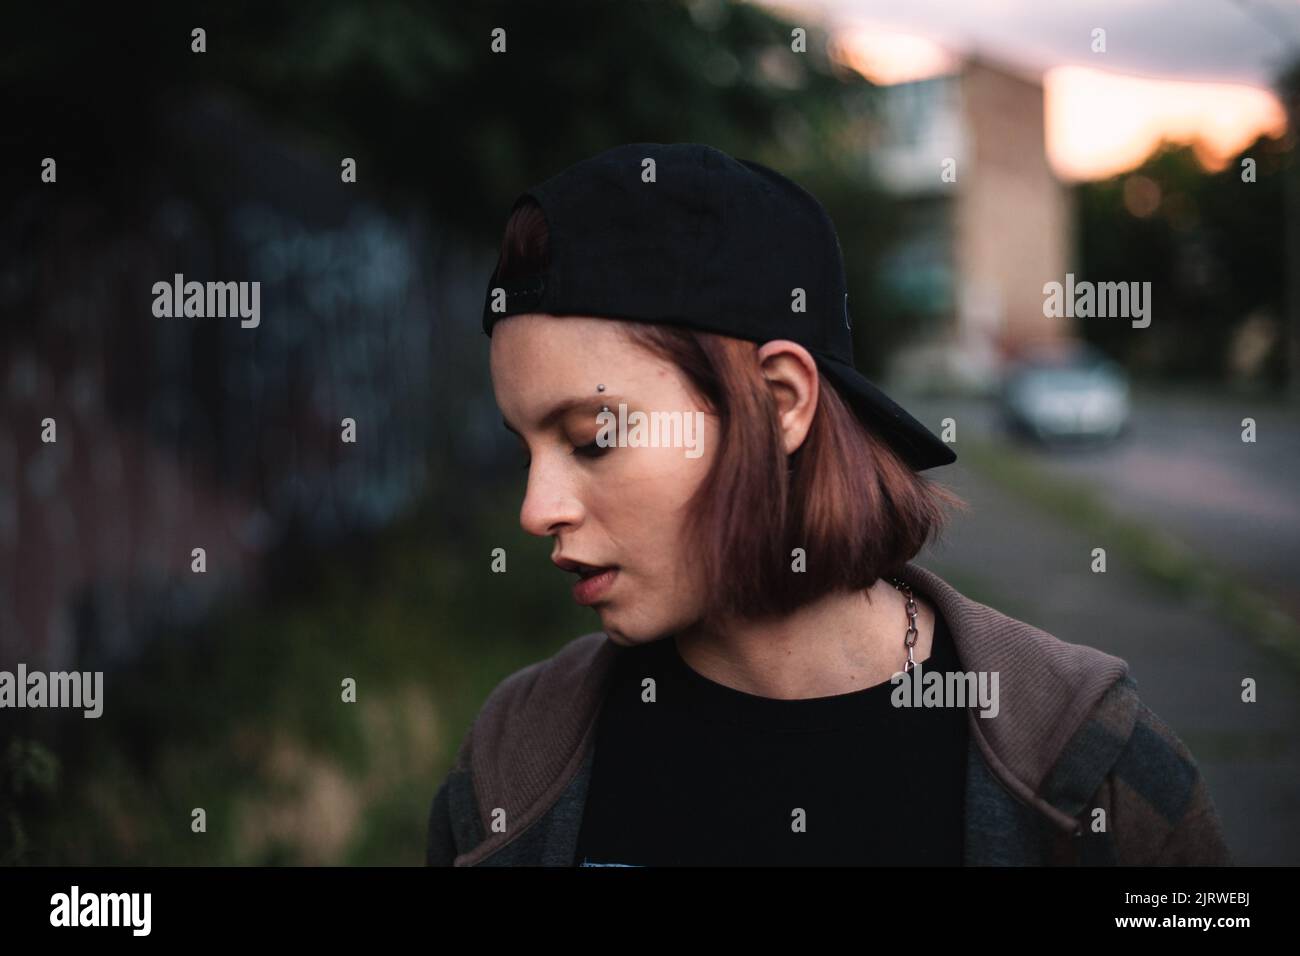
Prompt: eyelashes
<box><xmin>516</xmin><ymin>440</ymin><xmax>609</xmax><ymax>470</ymax></box>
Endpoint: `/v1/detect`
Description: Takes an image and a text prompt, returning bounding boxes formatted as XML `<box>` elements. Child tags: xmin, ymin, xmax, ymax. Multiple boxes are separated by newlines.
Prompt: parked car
<box><xmin>998</xmin><ymin>342</ymin><xmax>1131</xmax><ymax>445</ymax></box>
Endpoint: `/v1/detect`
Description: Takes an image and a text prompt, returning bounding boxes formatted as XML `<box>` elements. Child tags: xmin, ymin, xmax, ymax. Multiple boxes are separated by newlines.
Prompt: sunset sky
<box><xmin>757</xmin><ymin>0</ymin><xmax>1297</xmax><ymax>181</ymax></box>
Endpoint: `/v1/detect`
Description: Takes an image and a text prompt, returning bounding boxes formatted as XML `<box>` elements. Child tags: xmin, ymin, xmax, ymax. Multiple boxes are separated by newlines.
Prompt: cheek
<box><xmin>631</xmin><ymin>416</ymin><xmax>716</xmax><ymax>490</ymax></box>
<box><xmin>598</xmin><ymin>449</ymin><xmax>709</xmax><ymax>574</ymax></box>
<box><xmin>612</xmin><ymin>445</ymin><xmax>709</xmax><ymax>517</ymax></box>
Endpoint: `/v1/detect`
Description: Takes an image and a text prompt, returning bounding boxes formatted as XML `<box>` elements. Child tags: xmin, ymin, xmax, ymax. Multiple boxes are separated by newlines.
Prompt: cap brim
<box><xmin>811</xmin><ymin>352</ymin><xmax>956</xmax><ymax>472</ymax></box>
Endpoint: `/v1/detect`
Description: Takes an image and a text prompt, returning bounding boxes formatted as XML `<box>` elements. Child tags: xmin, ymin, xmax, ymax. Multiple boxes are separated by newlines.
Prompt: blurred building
<box><xmin>865</xmin><ymin>56</ymin><xmax>1073</xmax><ymax>393</ymax></box>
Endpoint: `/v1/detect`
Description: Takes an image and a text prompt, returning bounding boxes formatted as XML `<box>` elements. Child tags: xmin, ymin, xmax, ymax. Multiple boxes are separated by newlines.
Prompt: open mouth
<box><xmin>553</xmin><ymin>556</ymin><xmax>615</xmax><ymax>577</ymax></box>
<box><xmin>554</xmin><ymin>557</ymin><xmax>620</xmax><ymax>605</ymax></box>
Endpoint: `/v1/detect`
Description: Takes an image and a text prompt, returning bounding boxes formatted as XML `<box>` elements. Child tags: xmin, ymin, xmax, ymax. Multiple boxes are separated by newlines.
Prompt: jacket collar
<box><xmin>457</xmin><ymin>561</ymin><xmax>1135</xmax><ymax>864</ymax></box>
<box><xmin>895</xmin><ymin>562</ymin><xmax>1135</xmax><ymax>833</ymax></box>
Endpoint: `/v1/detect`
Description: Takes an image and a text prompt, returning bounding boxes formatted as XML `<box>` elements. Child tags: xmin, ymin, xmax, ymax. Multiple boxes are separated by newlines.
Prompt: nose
<box><xmin>518</xmin><ymin>454</ymin><xmax>584</xmax><ymax>538</ymax></box>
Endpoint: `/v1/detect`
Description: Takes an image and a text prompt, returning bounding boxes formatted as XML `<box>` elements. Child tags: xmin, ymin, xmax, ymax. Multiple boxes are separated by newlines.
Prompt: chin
<box><xmin>594</xmin><ymin>604</ymin><xmax>687</xmax><ymax>647</ymax></box>
<box><xmin>594</xmin><ymin>615</ymin><xmax>645</xmax><ymax>647</ymax></box>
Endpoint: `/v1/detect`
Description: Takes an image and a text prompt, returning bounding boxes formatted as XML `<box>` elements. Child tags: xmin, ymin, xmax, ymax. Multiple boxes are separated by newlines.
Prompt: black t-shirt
<box><xmin>573</xmin><ymin>611</ymin><xmax>968</xmax><ymax>866</ymax></box>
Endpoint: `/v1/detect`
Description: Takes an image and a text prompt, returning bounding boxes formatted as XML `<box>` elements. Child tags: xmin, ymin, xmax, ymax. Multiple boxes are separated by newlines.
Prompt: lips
<box><xmin>552</xmin><ymin>556</ymin><xmax>620</xmax><ymax>605</ymax></box>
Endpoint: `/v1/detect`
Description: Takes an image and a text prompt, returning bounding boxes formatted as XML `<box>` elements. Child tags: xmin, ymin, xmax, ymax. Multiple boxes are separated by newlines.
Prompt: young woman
<box><xmin>426</xmin><ymin>143</ymin><xmax>1231</xmax><ymax>867</ymax></box>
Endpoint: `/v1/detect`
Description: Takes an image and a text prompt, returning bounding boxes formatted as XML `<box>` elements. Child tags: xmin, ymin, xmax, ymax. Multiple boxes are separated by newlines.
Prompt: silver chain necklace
<box><xmin>889</xmin><ymin>578</ymin><xmax>920</xmax><ymax>674</ymax></box>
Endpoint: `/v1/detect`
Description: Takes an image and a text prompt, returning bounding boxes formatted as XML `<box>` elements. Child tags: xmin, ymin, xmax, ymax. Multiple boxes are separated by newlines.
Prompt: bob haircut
<box><xmin>493</xmin><ymin>198</ymin><xmax>966</xmax><ymax>632</ymax></box>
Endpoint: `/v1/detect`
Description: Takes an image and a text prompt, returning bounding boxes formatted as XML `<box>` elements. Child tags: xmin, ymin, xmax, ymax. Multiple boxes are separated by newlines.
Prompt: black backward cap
<box><xmin>482</xmin><ymin>142</ymin><xmax>956</xmax><ymax>471</ymax></box>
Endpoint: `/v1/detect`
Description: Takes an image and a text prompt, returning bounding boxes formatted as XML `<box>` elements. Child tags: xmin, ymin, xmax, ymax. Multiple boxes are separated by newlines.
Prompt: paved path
<box><xmin>903</xmin><ymin>392</ymin><xmax>1300</xmax><ymax>865</ymax></box>
<box><xmin>909</xmin><ymin>385</ymin><xmax>1300</xmax><ymax>615</ymax></box>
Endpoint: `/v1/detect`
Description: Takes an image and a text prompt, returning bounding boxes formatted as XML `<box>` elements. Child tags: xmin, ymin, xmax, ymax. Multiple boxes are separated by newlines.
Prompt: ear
<box><xmin>755</xmin><ymin>340</ymin><xmax>820</xmax><ymax>456</ymax></box>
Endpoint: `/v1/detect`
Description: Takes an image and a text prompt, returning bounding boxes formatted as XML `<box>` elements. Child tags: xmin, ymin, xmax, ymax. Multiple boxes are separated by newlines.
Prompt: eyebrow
<box><xmin>501</xmin><ymin>395</ymin><xmax>620</xmax><ymax>437</ymax></box>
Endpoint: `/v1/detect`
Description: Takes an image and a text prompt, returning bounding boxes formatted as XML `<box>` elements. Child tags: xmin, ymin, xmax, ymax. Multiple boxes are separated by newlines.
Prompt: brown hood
<box><xmin>455</xmin><ymin>560</ymin><xmax>1133</xmax><ymax>865</ymax></box>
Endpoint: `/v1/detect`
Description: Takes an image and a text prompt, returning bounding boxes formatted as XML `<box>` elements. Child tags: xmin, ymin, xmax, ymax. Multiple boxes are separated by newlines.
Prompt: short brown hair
<box><xmin>493</xmin><ymin>199</ymin><xmax>966</xmax><ymax>629</ymax></box>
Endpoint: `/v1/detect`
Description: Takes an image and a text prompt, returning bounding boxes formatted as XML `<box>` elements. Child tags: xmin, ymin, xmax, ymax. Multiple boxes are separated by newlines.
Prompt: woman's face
<box><xmin>490</xmin><ymin>314</ymin><xmax>719</xmax><ymax>646</ymax></box>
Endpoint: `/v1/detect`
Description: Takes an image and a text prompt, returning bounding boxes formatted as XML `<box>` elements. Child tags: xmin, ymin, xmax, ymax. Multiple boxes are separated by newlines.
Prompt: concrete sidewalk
<box><xmin>916</xmin><ymin>452</ymin><xmax>1300</xmax><ymax>865</ymax></box>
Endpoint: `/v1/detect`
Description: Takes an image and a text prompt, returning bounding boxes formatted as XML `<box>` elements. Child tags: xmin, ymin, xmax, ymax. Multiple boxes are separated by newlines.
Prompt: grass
<box><xmin>3</xmin><ymin>472</ymin><xmax>595</xmax><ymax>865</ymax></box>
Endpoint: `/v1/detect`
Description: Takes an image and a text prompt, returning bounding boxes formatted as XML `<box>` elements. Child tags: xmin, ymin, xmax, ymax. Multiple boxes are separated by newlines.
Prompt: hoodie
<box><xmin>425</xmin><ymin>561</ymin><xmax>1233</xmax><ymax>866</ymax></box>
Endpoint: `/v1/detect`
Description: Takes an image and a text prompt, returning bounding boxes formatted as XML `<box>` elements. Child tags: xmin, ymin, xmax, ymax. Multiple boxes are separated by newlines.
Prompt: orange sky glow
<box><xmin>833</xmin><ymin>29</ymin><xmax>1289</xmax><ymax>182</ymax></box>
<box><xmin>1043</xmin><ymin>66</ymin><xmax>1288</xmax><ymax>181</ymax></box>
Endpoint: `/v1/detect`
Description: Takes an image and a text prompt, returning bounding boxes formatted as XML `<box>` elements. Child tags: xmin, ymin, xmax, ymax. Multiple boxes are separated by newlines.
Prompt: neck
<box><xmin>673</xmin><ymin>578</ymin><xmax>936</xmax><ymax>699</ymax></box>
